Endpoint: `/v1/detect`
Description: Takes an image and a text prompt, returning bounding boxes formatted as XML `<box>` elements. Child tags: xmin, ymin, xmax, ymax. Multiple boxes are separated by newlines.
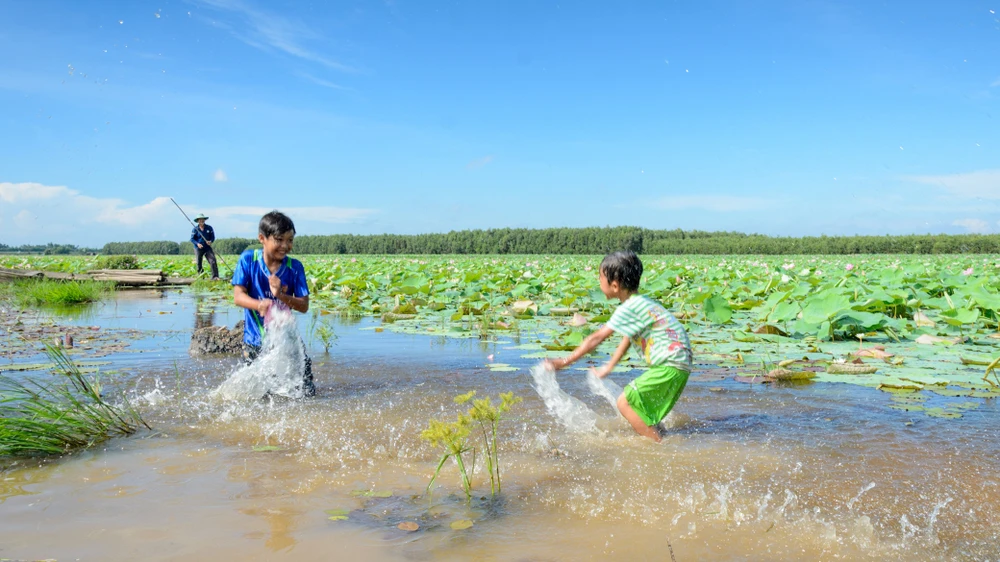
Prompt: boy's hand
<box><xmin>197</xmin><ymin>243</ymin><xmax>203</xmax><ymax>249</ymax></box>
<box><xmin>590</xmin><ymin>366</ymin><xmax>610</xmax><ymax>379</ymax></box>
<box><xmin>268</xmin><ymin>274</ymin><xmax>282</xmax><ymax>296</ymax></box>
<box><xmin>256</xmin><ymin>298</ymin><xmax>273</xmax><ymax>316</ymax></box>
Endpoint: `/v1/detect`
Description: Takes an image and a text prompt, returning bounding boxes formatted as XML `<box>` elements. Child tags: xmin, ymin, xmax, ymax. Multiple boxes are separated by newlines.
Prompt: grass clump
<box><xmin>94</xmin><ymin>254</ymin><xmax>139</xmax><ymax>270</ymax></box>
<box><xmin>5</xmin><ymin>279</ymin><xmax>114</xmax><ymax>306</ymax></box>
<box><xmin>0</xmin><ymin>344</ymin><xmax>150</xmax><ymax>457</ymax></box>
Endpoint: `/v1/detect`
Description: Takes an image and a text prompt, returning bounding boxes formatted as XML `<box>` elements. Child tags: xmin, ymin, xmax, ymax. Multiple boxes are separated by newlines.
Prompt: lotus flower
<box><xmin>962</xmin><ymin>267</ymin><xmax>973</xmax><ymax>276</ymax></box>
<box><xmin>845</xmin><ymin>263</ymin><xmax>854</xmax><ymax>271</ymax></box>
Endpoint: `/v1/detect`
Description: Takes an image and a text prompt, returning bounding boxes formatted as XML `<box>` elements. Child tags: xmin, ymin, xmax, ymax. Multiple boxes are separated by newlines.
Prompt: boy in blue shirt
<box><xmin>232</xmin><ymin>211</ymin><xmax>315</xmax><ymax>396</ymax></box>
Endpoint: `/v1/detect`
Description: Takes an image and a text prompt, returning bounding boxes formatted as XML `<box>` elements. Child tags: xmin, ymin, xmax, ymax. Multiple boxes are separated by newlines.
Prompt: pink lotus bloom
<box><xmin>487</xmin><ymin>354</ymin><xmax>494</xmax><ymax>361</ymax></box>
<box><xmin>845</xmin><ymin>264</ymin><xmax>854</xmax><ymax>271</ymax></box>
<box><xmin>962</xmin><ymin>267</ymin><xmax>973</xmax><ymax>276</ymax></box>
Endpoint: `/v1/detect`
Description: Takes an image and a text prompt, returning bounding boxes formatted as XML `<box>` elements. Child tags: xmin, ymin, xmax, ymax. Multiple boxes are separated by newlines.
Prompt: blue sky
<box><xmin>1</xmin><ymin>0</ymin><xmax>998</xmax><ymax>246</ymax></box>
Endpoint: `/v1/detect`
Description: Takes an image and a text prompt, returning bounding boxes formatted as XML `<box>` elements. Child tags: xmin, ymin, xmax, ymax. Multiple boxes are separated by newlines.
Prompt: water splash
<box><xmin>529</xmin><ymin>363</ymin><xmax>599</xmax><ymax>432</ymax></box>
<box><xmin>900</xmin><ymin>514</ymin><xmax>920</xmax><ymax>545</ymax></box>
<box><xmin>756</xmin><ymin>489</ymin><xmax>773</xmax><ymax>521</ymax></box>
<box><xmin>846</xmin><ymin>481</ymin><xmax>876</xmax><ymax>512</ymax></box>
<box><xmin>212</xmin><ymin>306</ymin><xmax>307</xmax><ymax>401</ymax></box>
<box><xmin>926</xmin><ymin>497</ymin><xmax>953</xmax><ymax>545</ymax></box>
<box><xmin>585</xmin><ymin>370</ymin><xmax>621</xmax><ymax>410</ymax></box>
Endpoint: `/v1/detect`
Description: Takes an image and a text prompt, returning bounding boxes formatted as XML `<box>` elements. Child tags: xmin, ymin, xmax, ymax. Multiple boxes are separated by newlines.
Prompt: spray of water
<box><xmin>846</xmin><ymin>481</ymin><xmax>877</xmax><ymax>512</ymax></box>
<box><xmin>212</xmin><ymin>306</ymin><xmax>307</xmax><ymax>401</ymax></box>
<box><xmin>529</xmin><ymin>363</ymin><xmax>600</xmax><ymax>432</ymax></box>
<box><xmin>585</xmin><ymin>370</ymin><xmax>622</xmax><ymax>409</ymax></box>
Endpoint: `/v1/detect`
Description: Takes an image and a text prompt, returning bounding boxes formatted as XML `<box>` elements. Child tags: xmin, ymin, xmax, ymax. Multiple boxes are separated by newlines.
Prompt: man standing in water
<box><xmin>190</xmin><ymin>213</ymin><xmax>219</xmax><ymax>280</ymax></box>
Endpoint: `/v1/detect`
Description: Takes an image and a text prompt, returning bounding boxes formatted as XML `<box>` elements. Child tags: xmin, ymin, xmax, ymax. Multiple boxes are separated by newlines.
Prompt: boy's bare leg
<box><xmin>616</xmin><ymin>394</ymin><xmax>661</xmax><ymax>442</ymax></box>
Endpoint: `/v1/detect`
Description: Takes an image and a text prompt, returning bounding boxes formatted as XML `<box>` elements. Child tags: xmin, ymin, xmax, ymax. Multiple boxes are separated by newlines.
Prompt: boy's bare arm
<box><xmin>548</xmin><ymin>326</ymin><xmax>615</xmax><ymax>370</ymax></box>
<box><xmin>235</xmin><ymin>284</ymin><xmax>309</xmax><ymax>314</ymax></box>
<box><xmin>592</xmin><ymin>336</ymin><xmax>630</xmax><ymax>378</ymax></box>
<box><xmin>275</xmin><ymin>289</ymin><xmax>309</xmax><ymax>313</ymax></box>
<box><xmin>234</xmin><ymin>285</ymin><xmax>271</xmax><ymax>315</ymax></box>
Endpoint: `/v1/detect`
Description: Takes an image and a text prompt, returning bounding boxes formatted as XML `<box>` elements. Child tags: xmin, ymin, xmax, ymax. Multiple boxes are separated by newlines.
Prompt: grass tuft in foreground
<box><xmin>0</xmin><ymin>343</ymin><xmax>150</xmax><ymax>457</ymax></box>
<box><xmin>2</xmin><ymin>279</ymin><xmax>115</xmax><ymax>306</ymax></box>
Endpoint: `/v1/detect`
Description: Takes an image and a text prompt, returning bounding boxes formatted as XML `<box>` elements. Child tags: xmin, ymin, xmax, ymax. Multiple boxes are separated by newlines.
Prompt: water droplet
<box><xmin>118</xmin><ymin>19</ymin><xmax>124</xmax><ymax>24</ymax></box>
<box><xmin>154</xmin><ymin>12</ymin><xmax>161</xmax><ymax>18</ymax></box>
<box><xmin>67</xmin><ymin>64</ymin><xmax>74</xmax><ymax>75</ymax></box>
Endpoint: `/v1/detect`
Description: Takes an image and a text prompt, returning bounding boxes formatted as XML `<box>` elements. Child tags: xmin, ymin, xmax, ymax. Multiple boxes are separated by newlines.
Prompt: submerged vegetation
<box><xmin>0</xmin><ymin>344</ymin><xmax>149</xmax><ymax>457</ymax></box>
<box><xmin>0</xmin><ymin>279</ymin><xmax>114</xmax><ymax>306</ymax></box>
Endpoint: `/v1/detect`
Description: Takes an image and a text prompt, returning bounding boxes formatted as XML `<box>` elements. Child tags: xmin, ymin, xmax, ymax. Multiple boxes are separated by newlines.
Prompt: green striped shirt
<box><xmin>606</xmin><ymin>294</ymin><xmax>692</xmax><ymax>371</ymax></box>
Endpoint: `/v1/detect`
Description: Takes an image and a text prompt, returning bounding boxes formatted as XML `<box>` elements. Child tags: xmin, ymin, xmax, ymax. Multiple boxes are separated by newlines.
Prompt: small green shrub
<box><xmin>7</xmin><ymin>279</ymin><xmax>114</xmax><ymax>306</ymax></box>
<box><xmin>95</xmin><ymin>254</ymin><xmax>139</xmax><ymax>270</ymax></box>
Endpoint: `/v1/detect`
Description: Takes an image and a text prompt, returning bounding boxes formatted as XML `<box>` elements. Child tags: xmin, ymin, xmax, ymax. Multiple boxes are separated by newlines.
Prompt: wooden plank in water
<box><xmin>0</xmin><ymin>267</ymin><xmax>195</xmax><ymax>286</ymax></box>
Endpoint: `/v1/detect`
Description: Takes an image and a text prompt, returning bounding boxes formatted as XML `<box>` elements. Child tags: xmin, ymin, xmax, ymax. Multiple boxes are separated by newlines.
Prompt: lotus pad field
<box><xmin>4</xmin><ymin>254</ymin><xmax>1000</xmax><ymax>415</ymax></box>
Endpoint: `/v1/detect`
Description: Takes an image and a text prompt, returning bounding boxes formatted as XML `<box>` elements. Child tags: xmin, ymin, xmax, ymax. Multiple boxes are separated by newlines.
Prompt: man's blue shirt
<box><xmin>231</xmin><ymin>249</ymin><xmax>310</xmax><ymax>346</ymax></box>
<box><xmin>191</xmin><ymin>225</ymin><xmax>215</xmax><ymax>248</ymax></box>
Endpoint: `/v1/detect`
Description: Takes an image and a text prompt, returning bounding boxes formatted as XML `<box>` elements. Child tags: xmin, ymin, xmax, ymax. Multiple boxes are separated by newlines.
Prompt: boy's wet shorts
<box><xmin>623</xmin><ymin>365</ymin><xmax>690</xmax><ymax>426</ymax></box>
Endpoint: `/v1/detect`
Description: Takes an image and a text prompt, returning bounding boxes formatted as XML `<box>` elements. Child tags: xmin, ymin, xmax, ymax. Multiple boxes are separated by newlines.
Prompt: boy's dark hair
<box><xmin>600</xmin><ymin>250</ymin><xmax>643</xmax><ymax>292</ymax></box>
<box><xmin>259</xmin><ymin>211</ymin><xmax>295</xmax><ymax>238</ymax></box>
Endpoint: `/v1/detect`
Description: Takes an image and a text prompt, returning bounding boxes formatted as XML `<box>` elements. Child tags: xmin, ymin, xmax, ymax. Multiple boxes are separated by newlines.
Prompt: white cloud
<box><xmin>952</xmin><ymin>218</ymin><xmax>992</xmax><ymax>234</ymax></box>
<box><xmin>213</xmin><ymin>169</ymin><xmax>229</xmax><ymax>182</ymax></box>
<box><xmin>467</xmin><ymin>155</ymin><xmax>494</xmax><ymax>170</ymax></box>
<box><xmin>297</xmin><ymin>73</ymin><xmax>350</xmax><ymax>91</ymax></box>
<box><xmin>0</xmin><ymin>182</ymin><xmax>74</xmax><ymax>203</ymax></box>
<box><xmin>0</xmin><ymin>181</ymin><xmax>378</xmax><ymax>246</ymax></box>
<box><xmin>903</xmin><ymin>169</ymin><xmax>1000</xmax><ymax>199</ymax></box>
<box><xmin>646</xmin><ymin>195</ymin><xmax>774</xmax><ymax>212</ymax></box>
<box><xmin>195</xmin><ymin>0</ymin><xmax>356</xmax><ymax>73</ymax></box>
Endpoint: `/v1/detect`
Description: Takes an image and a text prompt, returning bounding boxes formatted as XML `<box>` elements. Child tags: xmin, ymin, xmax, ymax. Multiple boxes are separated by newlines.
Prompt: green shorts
<box><xmin>623</xmin><ymin>365</ymin><xmax>690</xmax><ymax>426</ymax></box>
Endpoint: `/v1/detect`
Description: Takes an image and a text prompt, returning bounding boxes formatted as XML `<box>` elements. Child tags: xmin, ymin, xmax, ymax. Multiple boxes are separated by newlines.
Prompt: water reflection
<box><xmin>194</xmin><ymin>296</ymin><xmax>217</xmax><ymax>330</ymax></box>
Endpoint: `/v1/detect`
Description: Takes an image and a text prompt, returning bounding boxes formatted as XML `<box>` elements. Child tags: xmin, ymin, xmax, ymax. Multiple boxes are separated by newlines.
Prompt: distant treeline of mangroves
<box><xmin>5</xmin><ymin>227</ymin><xmax>1000</xmax><ymax>256</ymax></box>
<box><xmin>102</xmin><ymin>228</ymin><xmax>1000</xmax><ymax>255</ymax></box>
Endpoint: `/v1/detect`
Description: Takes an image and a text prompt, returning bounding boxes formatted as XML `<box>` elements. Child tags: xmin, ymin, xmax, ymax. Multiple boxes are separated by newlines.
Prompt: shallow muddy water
<box><xmin>2</xmin><ymin>290</ymin><xmax>999</xmax><ymax>561</ymax></box>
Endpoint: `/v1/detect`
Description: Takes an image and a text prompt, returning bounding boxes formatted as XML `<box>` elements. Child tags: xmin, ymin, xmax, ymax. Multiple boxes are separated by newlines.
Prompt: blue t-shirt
<box><xmin>231</xmin><ymin>249</ymin><xmax>310</xmax><ymax>346</ymax></box>
<box><xmin>191</xmin><ymin>225</ymin><xmax>215</xmax><ymax>248</ymax></box>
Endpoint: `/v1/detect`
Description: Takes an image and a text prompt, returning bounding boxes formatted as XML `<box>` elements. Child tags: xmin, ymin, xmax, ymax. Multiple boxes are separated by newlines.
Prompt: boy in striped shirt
<box><xmin>546</xmin><ymin>251</ymin><xmax>693</xmax><ymax>441</ymax></box>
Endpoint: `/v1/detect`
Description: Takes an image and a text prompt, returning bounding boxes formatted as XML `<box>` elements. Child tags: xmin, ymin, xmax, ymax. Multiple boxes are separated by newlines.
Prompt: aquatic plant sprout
<box><xmin>456</xmin><ymin>390</ymin><xmax>522</xmax><ymax>497</ymax></box>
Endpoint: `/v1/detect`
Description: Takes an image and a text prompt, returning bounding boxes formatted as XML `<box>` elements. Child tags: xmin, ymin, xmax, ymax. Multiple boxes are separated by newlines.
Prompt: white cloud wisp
<box><xmin>0</xmin><ymin>182</ymin><xmax>378</xmax><ymax>246</ymax></box>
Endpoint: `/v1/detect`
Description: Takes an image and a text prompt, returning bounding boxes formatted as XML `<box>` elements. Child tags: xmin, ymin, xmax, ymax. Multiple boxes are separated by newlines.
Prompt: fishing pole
<box><xmin>170</xmin><ymin>197</ymin><xmax>233</xmax><ymax>277</ymax></box>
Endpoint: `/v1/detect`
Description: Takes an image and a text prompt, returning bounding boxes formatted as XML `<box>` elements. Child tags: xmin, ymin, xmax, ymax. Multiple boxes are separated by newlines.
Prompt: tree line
<box><xmin>0</xmin><ymin>243</ymin><xmax>97</xmax><ymax>255</ymax></box>
<box><xmin>86</xmin><ymin>228</ymin><xmax>1000</xmax><ymax>255</ymax></box>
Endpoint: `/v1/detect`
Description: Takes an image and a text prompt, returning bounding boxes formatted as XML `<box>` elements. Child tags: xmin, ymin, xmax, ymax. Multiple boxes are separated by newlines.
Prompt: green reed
<box><xmin>2</xmin><ymin>279</ymin><xmax>115</xmax><ymax>306</ymax></box>
<box><xmin>0</xmin><ymin>343</ymin><xmax>150</xmax><ymax>457</ymax></box>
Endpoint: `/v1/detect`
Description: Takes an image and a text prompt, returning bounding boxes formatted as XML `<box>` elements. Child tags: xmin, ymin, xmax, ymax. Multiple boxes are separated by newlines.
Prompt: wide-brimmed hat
<box><xmin>194</xmin><ymin>213</ymin><xmax>209</xmax><ymax>221</ymax></box>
